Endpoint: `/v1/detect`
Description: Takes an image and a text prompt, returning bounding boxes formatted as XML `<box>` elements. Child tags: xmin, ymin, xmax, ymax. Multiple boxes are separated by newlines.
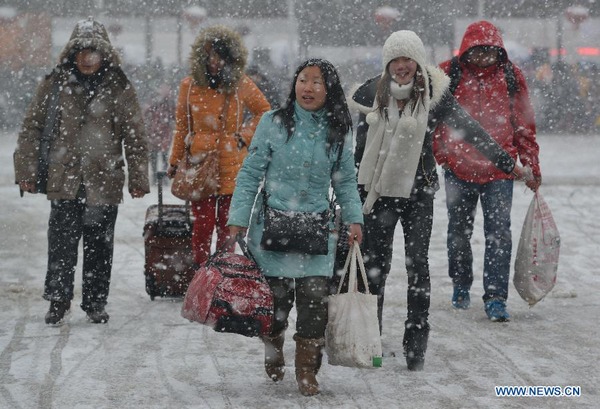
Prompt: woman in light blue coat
<box><xmin>228</xmin><ymin>59</ymin><xmax>363</xmax><ymax>396</ymax></box>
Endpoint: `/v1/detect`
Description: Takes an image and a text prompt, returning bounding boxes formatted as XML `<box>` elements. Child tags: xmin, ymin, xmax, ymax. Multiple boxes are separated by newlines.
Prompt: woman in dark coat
<box><xmin>352</xmin><ymin>30</ymin><xmax>533</xmax><ymax>371</ymax></box>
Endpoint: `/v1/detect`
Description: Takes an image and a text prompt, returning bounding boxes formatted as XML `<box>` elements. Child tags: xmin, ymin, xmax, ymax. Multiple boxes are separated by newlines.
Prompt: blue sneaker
<box><xmin>452</xmin><ymin>287</ymin><xmax>470</xmax><ymax>309</ymax></box>
<box><xmin>485</xmin><ymin>299</ymin><xmax>510</xmax><ymax>322</ymax></box>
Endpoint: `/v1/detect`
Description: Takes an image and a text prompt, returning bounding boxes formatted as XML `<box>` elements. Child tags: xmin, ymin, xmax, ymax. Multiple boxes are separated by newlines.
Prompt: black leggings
<box><xmin>362</xmin><ymin>194</ymin><xmax>433</xmax><ymax>333</ymax></box>
<box><xmin>266</xmin><ymin>276</ymin><xmax>329</xmax><ymax>339</ymax></box>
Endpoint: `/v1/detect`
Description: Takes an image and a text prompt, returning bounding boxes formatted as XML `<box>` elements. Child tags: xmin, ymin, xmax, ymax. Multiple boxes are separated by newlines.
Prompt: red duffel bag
<box><xmin>181</xmin><ymin>237</ymin><xmax>273</xmax><ymax>337</ymax></box>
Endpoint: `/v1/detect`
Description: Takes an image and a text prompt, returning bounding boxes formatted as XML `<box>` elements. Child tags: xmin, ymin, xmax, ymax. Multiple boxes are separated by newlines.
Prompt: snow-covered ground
<box><xmin>1</xmin><ymin>130</ymin><xmax>598</xmax><ymax>409</ymax></box>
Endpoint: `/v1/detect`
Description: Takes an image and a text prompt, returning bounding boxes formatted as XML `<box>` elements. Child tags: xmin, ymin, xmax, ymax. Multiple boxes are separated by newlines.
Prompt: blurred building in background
<box><xmin>1</xmin><ymin>0</ymin><xmax>600</xmax><ymax>132</ymax></box>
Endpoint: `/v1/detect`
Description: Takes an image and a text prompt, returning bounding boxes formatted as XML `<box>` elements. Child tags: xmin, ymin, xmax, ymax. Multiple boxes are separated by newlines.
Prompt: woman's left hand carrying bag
<box><xmin>326</xmin><ymin>242</ymin><xmax>382</xmax><ymax>368</ymax></box>
<box><xmin>171</xmin><ymin>81</ymin><xmax>220</xmax><ymax>201</ymax></box>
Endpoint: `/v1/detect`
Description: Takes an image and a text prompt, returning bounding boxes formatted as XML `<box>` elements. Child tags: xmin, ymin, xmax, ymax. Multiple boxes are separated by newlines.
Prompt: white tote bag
<box><xmin>514</xmin><ymin>191</ymin><xmax>560</xmax><ymax>306</ymax></box>
<box><xmin>326</xmin><ymin>242</ymin><xmax>382</xmax><ymax>368</ymax></box>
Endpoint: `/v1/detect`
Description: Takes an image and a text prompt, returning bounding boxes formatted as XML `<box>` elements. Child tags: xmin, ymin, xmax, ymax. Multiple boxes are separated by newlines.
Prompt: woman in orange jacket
<box><xmin>168</xmin><ymin>25</ymin><xmax>270</xmax><ymax>265</ymax></box>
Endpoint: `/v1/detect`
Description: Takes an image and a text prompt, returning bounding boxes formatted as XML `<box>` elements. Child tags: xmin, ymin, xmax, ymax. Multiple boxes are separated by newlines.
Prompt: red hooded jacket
<box><xmin>433</xmin><ymin>20</ymin><xmax>541</xmax><ymax>183</ymax></box>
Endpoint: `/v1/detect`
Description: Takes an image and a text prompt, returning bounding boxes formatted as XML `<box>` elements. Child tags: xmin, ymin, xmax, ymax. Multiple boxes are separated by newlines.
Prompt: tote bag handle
<box><xmin>336</xmin><ymin>242</ymin><xmax>370</xmax><ymax>295</ymax></box>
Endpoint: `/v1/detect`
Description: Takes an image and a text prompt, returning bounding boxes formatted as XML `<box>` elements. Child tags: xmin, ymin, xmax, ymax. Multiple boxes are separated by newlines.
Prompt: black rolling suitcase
<box><xmin>143</xmin><ymin>172</ymin><xmax>195</xmax><ymax>300</ymax></box>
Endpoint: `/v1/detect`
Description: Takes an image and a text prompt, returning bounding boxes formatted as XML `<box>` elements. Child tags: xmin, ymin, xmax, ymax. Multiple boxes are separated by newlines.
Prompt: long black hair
<box><xmin>272</xmin><ymin>58</ymin><xmax>352</xmax><ymax>156</ymax></box>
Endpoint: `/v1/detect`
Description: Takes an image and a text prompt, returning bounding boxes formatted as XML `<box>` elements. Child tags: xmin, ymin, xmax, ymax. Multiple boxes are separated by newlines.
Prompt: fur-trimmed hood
<box><xmin>350</xmin><ymin>65</ymin><xmax>450</xmax><ymax>116</ymax></box>
<box><xmin>58</xmin><ymin>17</ymin><xmax>121</xmax><ymax>67</ymax></box>
<box><xmin>189</xmin><ymin>25</ymin><xmax>247</xmax><ymax>92</ymax></box>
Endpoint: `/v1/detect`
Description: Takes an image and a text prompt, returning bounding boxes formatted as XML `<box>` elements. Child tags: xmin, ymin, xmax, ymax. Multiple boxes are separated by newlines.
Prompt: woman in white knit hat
<box><xmin>351</xmin><ymin>30</ymin><xmax>533</xmax><ymax>371</ymax></box>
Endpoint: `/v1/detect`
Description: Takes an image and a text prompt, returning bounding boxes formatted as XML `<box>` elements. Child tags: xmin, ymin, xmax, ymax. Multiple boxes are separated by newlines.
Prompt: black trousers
<box><xmin>43</xmin><ymin>197</ymin><xmax>118</xmax><ymax>312</ymax></box>
<box><xmin>362</xmin><ymin>193</ymin><xmax>433</xmax><ymax>333</ymax></box>
<box><xmin>266</xmin><ymin>276</ymin><xmax>329</xmax><ymax>339</ymax></box>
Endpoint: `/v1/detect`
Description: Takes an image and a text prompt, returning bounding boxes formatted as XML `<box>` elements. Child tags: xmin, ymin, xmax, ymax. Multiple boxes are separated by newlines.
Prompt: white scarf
<box><xmin>357</xmin><ymin>76</ymin><xmax>431</xmax><ymax>214</ymax></box>
<box><xmin>390</xmin><ymin>80</ymin><xmax>413</xmax><ymax>100</ymax></box>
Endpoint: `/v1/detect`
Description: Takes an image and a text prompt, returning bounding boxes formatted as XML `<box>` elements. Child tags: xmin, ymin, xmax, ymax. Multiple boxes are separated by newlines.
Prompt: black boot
<box><xmin>403</xmin><ymin>320</ymin><xmax>430</xmax><ymax>371</ymax></box>
<box><xmin>87</xmin><ymin>307</ymin><xmax>109</xmax><ymax>324</ymax></box>
<box><xmin>45</xmin><ymin>300</ymin><xmax>71</xmax><ymax>324</ymax></box>
<box><xmin>260</xmin><ymin>331</ymin><xmax>286</xmax><ymax>382</ymax></box>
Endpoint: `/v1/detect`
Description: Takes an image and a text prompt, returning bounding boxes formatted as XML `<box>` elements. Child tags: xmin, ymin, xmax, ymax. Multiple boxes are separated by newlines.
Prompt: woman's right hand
<box><xmin>347</xmin><ymin>223</ymin><xmax>363</xmax><ymax>246</ymax></box>
<box><xmin>512</xmin><ymin>165</ymin><xmax>537</xmax><ymax>190</ymax></box>
<box><xmin>166</xmin><ymin>165</ymin><xmax>178</xmax><ymax>179</ymax></box>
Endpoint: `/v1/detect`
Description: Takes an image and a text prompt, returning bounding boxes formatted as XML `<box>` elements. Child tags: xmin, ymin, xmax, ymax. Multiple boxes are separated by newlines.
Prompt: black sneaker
<box><xmin>87</xmin><ymin>308</ymin><xmax>110</xmax><ymax>324</ymax></box>
<box><xmin>45</xmin><ymin>300</ymin><xmax>71</xmax><ymax>325</ymax></box>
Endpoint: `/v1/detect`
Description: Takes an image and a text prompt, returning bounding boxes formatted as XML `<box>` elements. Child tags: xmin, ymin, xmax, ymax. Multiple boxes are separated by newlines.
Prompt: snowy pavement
<box><xmin>1</xmin><ymin>131</ymin><xmax>598</xmax><ymax>408</ymax></box>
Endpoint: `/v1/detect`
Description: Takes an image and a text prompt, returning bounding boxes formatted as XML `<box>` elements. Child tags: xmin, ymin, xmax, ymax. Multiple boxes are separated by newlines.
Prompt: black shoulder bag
<box><xmin>259</xmin><ymin>147</ymin><xmax>343</xmax><ymax>256</ymax></box>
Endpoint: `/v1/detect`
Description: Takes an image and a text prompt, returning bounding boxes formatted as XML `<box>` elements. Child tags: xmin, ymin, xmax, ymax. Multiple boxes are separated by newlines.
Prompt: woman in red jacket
<box><xmin>433</xmin><ymin>20</ymin><xmax>542</xmax><ymax>321</ymax></box>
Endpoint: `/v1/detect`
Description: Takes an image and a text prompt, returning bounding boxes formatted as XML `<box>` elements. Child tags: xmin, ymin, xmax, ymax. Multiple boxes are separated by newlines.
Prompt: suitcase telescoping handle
<box><xmin>155</xmin><ymin>171</ymin><xmax>191</xmax><ymax>228</ymax></box>
<box><xmin>156</xmin><ymin>171</ymin><xmax>167</xmax><ymax>223</ymax></box>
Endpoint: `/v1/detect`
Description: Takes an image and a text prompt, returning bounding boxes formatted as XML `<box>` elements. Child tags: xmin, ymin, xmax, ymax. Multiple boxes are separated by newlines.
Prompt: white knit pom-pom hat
<box><xmin>382</xmin><ymin>30</ymin><xmax>426</xmax><ymax>74</ymax></box>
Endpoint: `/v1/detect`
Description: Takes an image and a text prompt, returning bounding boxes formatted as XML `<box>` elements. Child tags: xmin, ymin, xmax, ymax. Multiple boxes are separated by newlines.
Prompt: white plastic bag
<box><xmin>514</xmin><ymin>191</ymin><xmax>560</xmax><ymax>306</ymax></box>
<box><xmin>326</xmin><ymin>242</ymin><xmax>382</xmax><ymax>368</ymax></box>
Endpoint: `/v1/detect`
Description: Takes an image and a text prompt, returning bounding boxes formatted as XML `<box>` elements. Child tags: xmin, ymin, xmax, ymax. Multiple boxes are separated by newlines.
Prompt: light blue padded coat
<box><xmin>228</xmin><ymin>103</ymin><xmax>363</xmax><ymax>278</ymax></box>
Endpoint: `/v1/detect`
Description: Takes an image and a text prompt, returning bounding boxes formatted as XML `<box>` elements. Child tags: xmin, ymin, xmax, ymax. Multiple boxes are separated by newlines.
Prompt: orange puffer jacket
<box><xmin>169</xmin><ymin>75</ymin><xmax>270</xmax><ymax>195</ymax></box>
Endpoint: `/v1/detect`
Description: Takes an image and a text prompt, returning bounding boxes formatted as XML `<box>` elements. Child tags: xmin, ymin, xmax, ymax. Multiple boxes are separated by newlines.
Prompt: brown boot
<box><xmin>260</xmin><ymin>331</ymin><xmax>285</xmax><ymax>382</ymax></box>
<box><xmin>294</xmin><ymin>334</ymin><xmax>325</xmax><ymax>396</ymax></box>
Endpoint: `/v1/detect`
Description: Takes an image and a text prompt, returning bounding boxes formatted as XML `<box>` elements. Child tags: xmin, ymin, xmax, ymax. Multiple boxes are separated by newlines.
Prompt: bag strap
<box><xmin>448</xmin><ymin>56</ymin><xmax>461</xmax><ymax>95</ymax></box>
<box><xmin>336</xmin><ymin>242</ymin><xmax>370</xmax><ymax>295</ymax></box>
<box><xmin>220</xmin><ymin>93</ymin><xmax>231</xmax><ymax>133</ymax></box>
<box><xmin>182</xmin><ymin>80</ymin><xmax>195</xmax><ymax>167</ymax></box>
<box><xmin>503</xmin><ymin>59</ymin><xmax>519</xmax><ymax>131</ymax></box>
<box><xmin>208</xmin><ymin>234</ymin><xmax>259</xmax><ymax>266</ymax></box>
<box><xmin>329</xmin><ymin>144</ymin><xmax>344</xmax><ymax>211</ymax></box>
<box><xmin>222</xmin><ymin>89</ymin><xmax>240</xmax><ymax>134</ymax></box>
<box><xmin>185</xmin><ymin>80</ymin><xmax>193</xmax><ymax>139</ymax></box>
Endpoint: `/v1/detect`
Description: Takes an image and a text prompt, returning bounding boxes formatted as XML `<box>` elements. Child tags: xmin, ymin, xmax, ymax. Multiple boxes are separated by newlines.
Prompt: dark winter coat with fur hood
<box><xmin>352</xmin><ymin>68</ymin><xmax>516</xmax><ymax>198</ymax></box>
<box><xmin>14</xmin><ymin>18</ymin><xmax>149</xmax><ymax>205</ymax></box>
<box><xmin>169</xmin><ymin>25</ymin><xmax>270</xmax><ymax>196</ymax></box>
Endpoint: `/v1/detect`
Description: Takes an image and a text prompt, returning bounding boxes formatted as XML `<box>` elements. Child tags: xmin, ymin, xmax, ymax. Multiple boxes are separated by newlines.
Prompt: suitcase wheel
<box><xmin>145</xmin><ymin>272</ymin><xmax>158</xmax><ymax>301</ymax></box>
